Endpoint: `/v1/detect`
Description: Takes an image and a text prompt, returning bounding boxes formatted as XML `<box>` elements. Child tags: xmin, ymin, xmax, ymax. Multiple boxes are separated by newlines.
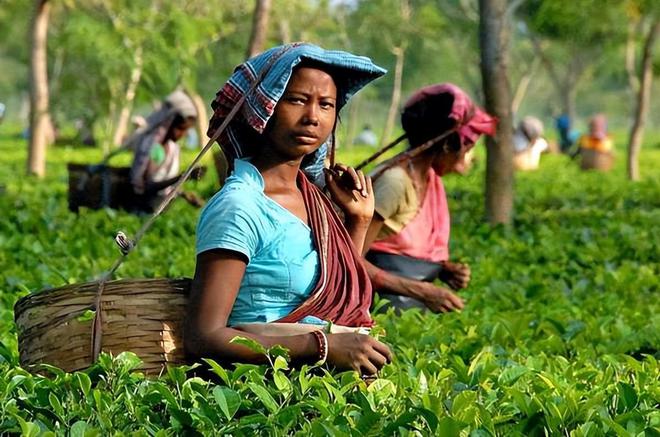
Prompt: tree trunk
<box><xmin>627</xmin><ymin>20</ymin><xmax>660</xmax><ymax>181</ymax></box>
<box><xmin>530</xmin><ymin>36</ymin><xmax>580</xmax><ymax>122</ymax></box>
<box><xmin>187</xmin><ymin>90</ymin><xmax>209</xmax><ymax>148</ymax></box>
<box><xmin>278</xmin><ymin>18</ymin><xmax>291</xmax><ymax>44</ymax></box>
<box><xmin>561</xmin><ymin>83</ymin><xmax>577</xmax><ymax>123</ymax></box>
<box><xmin>380</xmin><ymin>46</ymin><xmax>405</xmax><ymax>147</ymax></box>
<box><xmin>479</xmin><ymin>0</ymin><xmax>514</xmax><ymax>225</ymax></box>
<box><xmin>246</xmin><ymin>0</ymin><xmax>272</xmax><ymax>59</ymax></box>
<box><xmin>112</xmin><ymin>48</ymin><xmax>143</xmax><ymax>147</ymax></box>
<box><xmin>344</xmin><ymin>94</ymin><xmax>362</xmax><ymax>149</ymax></box>
<box><xmin>511</xmin><ymin>58</ymin><xmax>538</xmax><ymax>115</ymax></box>
<box><xmin>625</xmin><ymin>19</ymin><xmax>641</xmax><ymax>99</ymax></box>
<box><xmin>27</xmin><ymin>0</ymin><xmax>52</xmax><ymax>177</ymax></box>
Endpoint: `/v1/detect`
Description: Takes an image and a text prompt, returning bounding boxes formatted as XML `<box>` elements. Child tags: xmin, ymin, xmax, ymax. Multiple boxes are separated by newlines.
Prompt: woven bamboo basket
<box><xmin>67</xmin><ymin>163</ymin><xmax>136</xmax><ymax>212</ymax></box>
<box><xmin>67</xmin><ymin>163</ymin><xmax>207</xmax><ymax>212</ymax></box>
<box><xmin>15</xmin><ymin>278</ymin><xmax>191</xmax><ymax>375</ymax></box>
<box><xmin>580</xmin><ymin>148</ymin><xmax>614</xmax><ymax>171</ymax></box>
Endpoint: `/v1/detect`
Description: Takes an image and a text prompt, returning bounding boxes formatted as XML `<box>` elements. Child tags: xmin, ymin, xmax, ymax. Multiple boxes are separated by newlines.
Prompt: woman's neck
<box><xmin>406</xmin><ymin>154</ymin><xmax>432</xmax><ymax>180</ymax></box>
<box><xmin>250</xmin><ymin>149</ymin><xmax>303</xmax><ymax>193</ymax></box>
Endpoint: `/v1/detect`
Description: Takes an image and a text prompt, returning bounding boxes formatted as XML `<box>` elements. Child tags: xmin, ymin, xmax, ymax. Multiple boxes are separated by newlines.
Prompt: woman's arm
<box><xmin>185</xmin><ymin>250</ymin><xmax>393</xmax><ymax>372</ymax></box>
<box><xmin>143</xmin><ymin>167</ymin><xmax>205</xmax><ymax>196</ymax></box>
<box><xmin>365</xmin><ymin>259</ymin><xmax>464</xmax><ymax>313</ymax></box>
<box><xmin>185</xmin><ymin>250</ymin><xmax>319</xmax><ymax>363</ymax></box>
<box><xmin>362</xmin><ymin>214</ymin><xmax>464</xmax><ymax>313</ymax></box>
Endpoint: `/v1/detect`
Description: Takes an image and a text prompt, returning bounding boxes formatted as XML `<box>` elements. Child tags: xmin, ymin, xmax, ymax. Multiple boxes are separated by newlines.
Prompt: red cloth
<box><xmin>403</xmin><ymin>83</ymin><xmax>497</xmax><ymax>149</ymax></box>
<box><xmin>370</xmin><ymin>169</ymin><xmax>450</xmax><ymax>263</ymax></box>
<box><xmin>277</xmin><ymin>172</ymin><xmax>373</xmax><ymax>327</ymax></box>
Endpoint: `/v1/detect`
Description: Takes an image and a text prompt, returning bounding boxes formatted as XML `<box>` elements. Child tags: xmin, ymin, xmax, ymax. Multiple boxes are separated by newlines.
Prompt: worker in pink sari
<box><xmin>362</xmin><ymin>84</ymin><xmax>496</xmax><ymax>313</ymax></box>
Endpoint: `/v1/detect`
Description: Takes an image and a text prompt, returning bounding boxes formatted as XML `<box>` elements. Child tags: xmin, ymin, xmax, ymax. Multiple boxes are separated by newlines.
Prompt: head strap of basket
<box><xmin>89</xmin><ymin>45</ymin><xmax>295</xmax><ymax>363</ymax></box>
<box><xmin>355</xmin><ymin>83</ymin><xmax>497</xmax><ymax>177</ymax></box>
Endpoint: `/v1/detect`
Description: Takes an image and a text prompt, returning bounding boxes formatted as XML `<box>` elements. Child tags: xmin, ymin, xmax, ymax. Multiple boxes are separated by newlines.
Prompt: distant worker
<box><xmin>127</xmin><ymin>90</ymin><xmax>201</xmax><ymax>212</ymax></box>
<box><xmin>578</xmin><ymin>114</ymin><xmax>614</xmax><ymax>171</ymax></box>
<box><xmin>512</xmin><ymin>116</ymin><xmax>548</xmax><ymax>171</ymax></box>
<box><xmin>0</xmin><ymin>102</ymin><xmax>6</xmax><ymax>125</ymax></box>
<box><xmin>578</xmin><ymin>114</ymin><xmax>613</xmax><ymax>153</ymax></box>
<box><xmin>555</xmin><ymin>114</ymin><xmax>579</xmax><ymax>155</ymax></box>
<box><xmin>354</xmin><ymin>124</ymin><xmax>378</xmax><ymax>147</ymax></box>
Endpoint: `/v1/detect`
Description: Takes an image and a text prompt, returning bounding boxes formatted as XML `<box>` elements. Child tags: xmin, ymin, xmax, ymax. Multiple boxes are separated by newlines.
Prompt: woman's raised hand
<box><xmin>326</xmin><ymin>333</ymin><xmax>392</xmax><ymax>375</ymax></box>
<box><xmin>324</xmin><ymin>164</ymin><xmax>374</xmax><ymax>224</ymax></box>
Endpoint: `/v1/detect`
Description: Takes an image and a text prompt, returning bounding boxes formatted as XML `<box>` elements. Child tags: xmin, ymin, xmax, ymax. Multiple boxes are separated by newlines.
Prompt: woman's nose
<box><xmin>302</xmin><ymin>104</ymin><xmax>319</xmax><ymax>125</ymax></box>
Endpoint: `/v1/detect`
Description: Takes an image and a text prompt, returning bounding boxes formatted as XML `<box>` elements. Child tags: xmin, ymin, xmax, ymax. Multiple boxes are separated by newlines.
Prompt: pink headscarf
<box><xmin>589</xmin><ymin>114</ymin><xmax>608</xmax><ymax>140</ymax></box>
<box><xmin>402</xmin><ymin>83</ymin><xmax>497</xmax><ymax>150</ymax></box>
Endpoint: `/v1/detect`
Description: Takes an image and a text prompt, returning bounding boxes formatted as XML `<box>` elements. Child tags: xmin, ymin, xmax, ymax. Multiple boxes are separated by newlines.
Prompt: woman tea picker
<box><xmin>127</xmin><ymin>90</ymin><xmax>203</xmax><ymax>212</ymax></box>
<box><xmin>363</xmin><ymin>84</ymin><xmax>497</xmax><ymax>313</ymax></box>
<box><xmin>185</xmin><ymin>43</ymin><xmax>393</xmax><ymax>375</ymax></box>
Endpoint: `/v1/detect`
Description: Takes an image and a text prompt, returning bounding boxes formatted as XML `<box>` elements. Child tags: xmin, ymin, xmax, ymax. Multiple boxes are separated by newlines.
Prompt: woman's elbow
<box><xmin>184</xmin><ymin>317</ymin><xmax>215</xmax><ymax>359</ymax></box>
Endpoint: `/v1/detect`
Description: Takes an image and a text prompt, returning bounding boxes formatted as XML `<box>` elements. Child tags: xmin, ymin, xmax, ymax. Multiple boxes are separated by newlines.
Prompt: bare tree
<box><xmin>479</xmin><ymin>0</ymin><xmax>515</xmax><ymax>225</ymax></box>
<box><xmin>246</xmin><ymin>0</ymin><xmax>272</xmax><ymax>59</ymax></box>
<box><xmin>380</xmin><ymin>0</ymin><xmax>411</xmax><ymax>147</ymax></box>
<box><xmin>27</xmin><ymin>0</ymin><xmax>53</xmax><ymax>177</ymax></box>
<box><xmin>380</xmin><ymin>45</ymin><xmax>406</xmax><ymax>147</ymax></box>
<box><xmin>627</xmin><ymin>20</ymin><xmax>660</xmax><ymax>181</ymax></box>
<box><xmin>112</xmin><ymin>47</ymin><xmax>143</xmax><ymax>147</ymax></box>
<box><xmin>186</xmin><ymin>89</ymin><xmax>210</xmax><ymax>148</ymax></box>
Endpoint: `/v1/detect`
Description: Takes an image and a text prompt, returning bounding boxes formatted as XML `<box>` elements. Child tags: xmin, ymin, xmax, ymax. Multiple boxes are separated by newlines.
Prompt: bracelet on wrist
<box><xmin>310</xmin><ymin>330</ymin><xmax>328</xmax><ymax>365</ymax></box>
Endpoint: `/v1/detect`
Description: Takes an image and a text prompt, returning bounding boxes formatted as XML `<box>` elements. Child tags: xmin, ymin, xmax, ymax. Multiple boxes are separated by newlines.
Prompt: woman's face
<box><xmin>431</xmin><ymin>142</ymin><xmax>471</xmax><ymax>176</ymax></box>
<box><xmin>167</xmin><ymin>116</ymin><xmax>196</xmax><ymax>142</ymax></box>
<box><xmin>266</xmin><ymin>67</ymin><xmax>338</xmax><ymax>161</ymax></box>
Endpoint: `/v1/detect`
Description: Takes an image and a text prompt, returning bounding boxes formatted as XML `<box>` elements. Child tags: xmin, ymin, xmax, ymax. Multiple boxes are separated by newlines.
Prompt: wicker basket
<box><xmin>67</xmin><ymin>163</ymin><xmax>136</xmax><ymax>212</ymax></box>
<box><xmin>67</xmin><ymin>163</ymin><xmax>207</xmax><ymax>212</ymax></box>
<box><xmin>14</xmin><ymin>278</ymin><xmax>191</xmax><ymax>375</ymax></box>
<box><xmin>580</xmin><ymin>148</ymin><xmax>614</xmax><ymax>171</ymax></box>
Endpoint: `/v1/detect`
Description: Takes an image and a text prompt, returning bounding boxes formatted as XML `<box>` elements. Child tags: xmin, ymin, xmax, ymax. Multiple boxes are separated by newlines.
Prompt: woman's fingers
<box><xmin>367</xmin><ymin>349</ymin><xmax>389</xmax><ymax>369</ymax></box>
<box><xmin>355</xmin><ymin>170</ymin><xmax>368</xmax><ymax>197</ymax></box>
<box><xmin>370</xmin><ymin>339</ymin><xmax>393</xmax><ymax>364</ymax></box>
<box><xmin>447</xmin><ymin>292</ymin><xmax>465</xmax><ymax>310</ymax></box>
<box><xmin>359</xmin><ymin>359</ymin><xmax>379</xmax><ymax>376</ymax></box>
<box><xmin>345</xmin><ymin>166</ymin><xmax>361</xmax><ymax>191</ymax></box>
<box><xmin>331</xmin><ymin>164</ymin><xmax>368</xmax><ymax>196</ymax></box>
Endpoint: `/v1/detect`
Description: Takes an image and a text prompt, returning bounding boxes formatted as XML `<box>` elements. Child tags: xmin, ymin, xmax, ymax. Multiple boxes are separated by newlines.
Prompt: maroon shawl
<box><xmin>276</xmin><ymin>172</ymin><xmax>373</xmax><ymax>327</ymax></box>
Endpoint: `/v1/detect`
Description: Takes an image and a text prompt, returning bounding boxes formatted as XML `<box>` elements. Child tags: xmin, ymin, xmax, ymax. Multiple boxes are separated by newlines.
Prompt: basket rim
<box><xmin>14</xmin><ymin>277</ymin><xmax>192</xmax><ymax>319</ymax></box>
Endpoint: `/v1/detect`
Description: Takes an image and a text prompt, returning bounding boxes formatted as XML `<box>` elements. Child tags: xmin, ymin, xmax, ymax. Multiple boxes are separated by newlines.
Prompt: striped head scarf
<box><xmin>208</xmin><ymin>42</ymin><xmax>386</xmax><ymax>184</ymax></box>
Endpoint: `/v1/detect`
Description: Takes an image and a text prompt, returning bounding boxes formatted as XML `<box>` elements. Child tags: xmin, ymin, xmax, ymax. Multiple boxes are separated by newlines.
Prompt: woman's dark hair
<box><xmin>171</xmin><ymin>113</ymin><xmax>196</xmax><ymax>128</ymax></box>
<box><xmin>401</xmin><ymin>92</ymin><xmax>461</xmax><ymax>154</ymax></box>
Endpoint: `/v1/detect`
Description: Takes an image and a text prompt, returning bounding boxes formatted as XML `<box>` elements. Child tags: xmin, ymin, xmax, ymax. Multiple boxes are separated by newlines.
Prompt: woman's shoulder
<box><xmin>202</xmin><ymin>181</ymin><xmax>261</xmax><ymax>220</ymax></box>
<box><xmin>196</xmin><ymin>182</ymin><xmax>268</xmax><ymax>258</ymax></box>
<box><xmin>371</xmin><ymin>165</ymin><xmax>413</xmax><ymax>194</ymax></box>
<box><xmin>372</xmin><ymin>164</ymin><xmax>408</xmax><ymax>179</ymax></box>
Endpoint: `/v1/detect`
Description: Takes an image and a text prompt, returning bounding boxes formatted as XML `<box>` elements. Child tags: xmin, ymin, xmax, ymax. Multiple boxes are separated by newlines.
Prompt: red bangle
<box><xmin>310</xmin><ymin>330</ymin><xmax>328</xmax><ymax>365</ymax></box>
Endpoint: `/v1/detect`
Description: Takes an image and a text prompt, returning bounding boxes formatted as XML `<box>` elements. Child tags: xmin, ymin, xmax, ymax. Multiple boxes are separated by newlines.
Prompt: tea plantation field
<box><xmin>0</xmin><ymin>132</ymin><xmax>658</xmax><ymax>435</ymax></box>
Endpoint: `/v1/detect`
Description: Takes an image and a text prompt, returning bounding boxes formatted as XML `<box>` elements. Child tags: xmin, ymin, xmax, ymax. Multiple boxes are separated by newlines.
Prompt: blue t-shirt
<box><xmin>196</xmin><ymin>159</ymin><xmax>322</xmax><ymax>326</ymax></box>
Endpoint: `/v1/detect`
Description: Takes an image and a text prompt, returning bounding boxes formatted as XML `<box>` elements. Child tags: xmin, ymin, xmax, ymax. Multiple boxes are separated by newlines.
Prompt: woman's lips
<box><xmin>293</xmin><ymin>134</ymin><xmax>319</xmax><ymax>145</ymax></box>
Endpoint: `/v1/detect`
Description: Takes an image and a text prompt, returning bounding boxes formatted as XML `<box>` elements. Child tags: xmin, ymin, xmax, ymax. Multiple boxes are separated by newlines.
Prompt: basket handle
<box><xmin>90</xmin><ymin>45</ymin><xmax>295</xmax><ymax>363</ymax></box>
<box><xmin>361</xmin><ymin>128</ymin><xmax>459</xmax><ymax>180</ymax></box>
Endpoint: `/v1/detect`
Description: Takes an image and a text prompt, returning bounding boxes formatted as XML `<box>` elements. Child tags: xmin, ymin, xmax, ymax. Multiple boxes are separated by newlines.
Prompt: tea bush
<box><xmin>0</xmin><ymin>132</ymin><xmax>658</xmax><ymax>435</ymax></box>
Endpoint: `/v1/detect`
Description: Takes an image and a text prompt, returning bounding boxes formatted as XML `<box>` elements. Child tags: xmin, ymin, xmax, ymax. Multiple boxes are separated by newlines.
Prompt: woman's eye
<box><xmin>287</xmin><ymin>96</ymin><xmax>305</xmax><ymax>104</ymax></box>
<box><xmin>320</xmin><ymin>101</ymin><xmax>335</xmax><ymax>109</ymax></box>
